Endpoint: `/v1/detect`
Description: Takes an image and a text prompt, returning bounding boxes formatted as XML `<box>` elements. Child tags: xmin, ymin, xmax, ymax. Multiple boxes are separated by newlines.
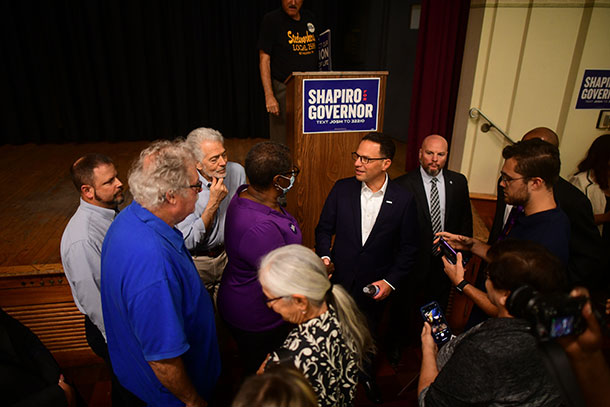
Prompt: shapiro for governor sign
<box><xmin>303</xmin><ymin>78</ymin><xmax>380</xmax><ymax>133</ymax></box>
<box><xmin>576</xmin><ymin>69</ymin><xmax>610</xmax><ymax>109</ymax></box>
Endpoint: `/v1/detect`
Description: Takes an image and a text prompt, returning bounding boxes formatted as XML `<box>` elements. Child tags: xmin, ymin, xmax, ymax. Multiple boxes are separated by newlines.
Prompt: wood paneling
<box><xmin>0</xmin><ymin>268</ymin><xmax>102</xmax><ymax>366</ymax></box>
<box><xmin>470</xmin><ymin>194</ymin><xmax>497</xmax><ymax>241</ymax></box>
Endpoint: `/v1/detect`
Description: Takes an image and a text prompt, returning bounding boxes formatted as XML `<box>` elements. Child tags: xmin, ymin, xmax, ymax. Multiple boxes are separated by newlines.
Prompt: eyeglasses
<box><xmin>185</xmin><ymin>180</ymin><xmax>203</xmax><ymax>193</ymax></box>
<box><xmin>500</xmin><ymin>174</ymin><xmax>527</xmax><ymax>184</ymax></box>
<box><xmin>280</xmin><ymin>166</ymin><xmax>300</xmax><ymax>178</ymax></box>
<box><xmin>351</xmin><ymin>152</ymin><xmax>387</xmax><ymax>165</ymax></box>
<box><xmin>265</xmin><ymin>295</ymin><xmax>287</xmax><ymax>304</ymax></box>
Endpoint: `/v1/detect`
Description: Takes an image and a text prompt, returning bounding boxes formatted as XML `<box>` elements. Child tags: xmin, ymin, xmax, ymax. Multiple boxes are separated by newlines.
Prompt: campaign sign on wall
<box><xmin>576</xmin><ymin>69</ymin><xmax>610</xmax><ymax>109</ymax></box>
<box><xmin>303</xmin><ymin>78</ymin><xmax>380</xmax><ymax>133</ymax></box>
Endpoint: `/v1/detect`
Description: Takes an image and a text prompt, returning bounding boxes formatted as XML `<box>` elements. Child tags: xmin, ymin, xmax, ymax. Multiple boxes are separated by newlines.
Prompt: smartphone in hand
<box><xmin>433</xmin><ymin>236</ymin><xmax>469</xmax><ymax>266</ymax></box>
<box><xmin>420</xmin><ymin>301</ymin><xmax>452</xmax><ymax>345</ymax></box>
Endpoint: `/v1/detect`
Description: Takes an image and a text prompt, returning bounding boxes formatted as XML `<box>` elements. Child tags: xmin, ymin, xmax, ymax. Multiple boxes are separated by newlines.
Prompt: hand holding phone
<box><xmin>433</xmin><ymin>236</ymin><xmax>468</xmax><ymax>266</ymax></box>
<box><xmin>420</xmin><ymin>301</ymin><xmax>452</xmax><ymax>345</ymax></box>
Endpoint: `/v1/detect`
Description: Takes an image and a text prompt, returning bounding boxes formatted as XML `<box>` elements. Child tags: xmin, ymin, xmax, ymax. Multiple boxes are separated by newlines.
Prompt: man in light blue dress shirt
<box><xmin>60</xmin><ymin>153</ymin><xmax>142</xmax><ymax>405</ymax></box>
<box><xmin>176</xmin><ymin>128</ymin><xmax>245</xmax><ymax>304</ymax></box>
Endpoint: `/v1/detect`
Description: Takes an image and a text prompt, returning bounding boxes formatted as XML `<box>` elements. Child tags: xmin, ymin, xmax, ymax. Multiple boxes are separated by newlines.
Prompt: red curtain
<box><xmin>405</xmin><ymin>0</ymin><xmax>471</xmax><ymax>171</ymax></box>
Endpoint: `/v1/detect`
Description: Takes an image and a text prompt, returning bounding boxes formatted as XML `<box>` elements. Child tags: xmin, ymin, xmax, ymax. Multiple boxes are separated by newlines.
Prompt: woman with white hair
<box><xmin>258</xmin><ymin>244</ymin><xmax>374</xmax><ymax>407</ymax></box>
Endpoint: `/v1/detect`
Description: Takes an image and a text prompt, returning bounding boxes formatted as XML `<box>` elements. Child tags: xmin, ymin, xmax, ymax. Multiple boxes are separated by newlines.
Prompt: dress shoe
<box><xmin>362</xmin><ymin>378</ymin><xmax>383</xmax><ymax>404</ymax></box>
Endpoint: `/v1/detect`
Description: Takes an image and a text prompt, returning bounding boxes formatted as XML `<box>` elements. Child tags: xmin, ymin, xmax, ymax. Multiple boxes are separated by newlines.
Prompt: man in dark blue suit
<box><xmin>315</xmin><ymin>132</ymin><xmax>418</xmax><ymax>403</ymax></box>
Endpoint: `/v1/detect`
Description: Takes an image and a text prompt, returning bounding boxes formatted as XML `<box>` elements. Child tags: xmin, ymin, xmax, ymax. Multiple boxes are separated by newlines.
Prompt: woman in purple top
<box><xmin>217</xmin><ymin>141</ymin><xmax>302</xmax><ymax>375</ymax></box>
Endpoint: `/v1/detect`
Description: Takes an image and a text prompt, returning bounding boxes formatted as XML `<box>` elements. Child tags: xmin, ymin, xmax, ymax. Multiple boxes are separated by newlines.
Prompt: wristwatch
<box><xmin>456</xmin><ymin>279</ymin><xmax>469</xmax><ymax>294</ymax></box>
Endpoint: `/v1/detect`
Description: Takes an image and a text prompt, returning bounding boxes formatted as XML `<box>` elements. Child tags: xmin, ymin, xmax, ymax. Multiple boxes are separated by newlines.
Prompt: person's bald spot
<box><xmin>142</xmin><ymin>152</ymin><xmax>158</xmax><ymax>170</ymax></box>
<box><xmin>522</xmin><ymin>127</ymin><xmax>559</xmax><ymax>147</ymax></box>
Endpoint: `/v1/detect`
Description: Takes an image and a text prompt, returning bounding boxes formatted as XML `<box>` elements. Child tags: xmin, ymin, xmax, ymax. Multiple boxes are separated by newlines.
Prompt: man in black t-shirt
<box><xmin>258</xmin><ymin>0</ymin><xmax>318</xmax><ymax>143</ymax></box>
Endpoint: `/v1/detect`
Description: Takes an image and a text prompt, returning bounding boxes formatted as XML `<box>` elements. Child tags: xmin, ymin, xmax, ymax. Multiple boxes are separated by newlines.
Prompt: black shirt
<box><xmin>509</xmin><ymin>207</ymin><xmax>570</xmax><ymax>266</ymax></box>
<box><xmin>490</xmin><ymin>177</ymin><xmax>603</xmax><ymax>287</ymax></box>
<box><xmin>258</xmin><ymin>8</ymin><xmax>318</xmax><ymax>82</ymax></box>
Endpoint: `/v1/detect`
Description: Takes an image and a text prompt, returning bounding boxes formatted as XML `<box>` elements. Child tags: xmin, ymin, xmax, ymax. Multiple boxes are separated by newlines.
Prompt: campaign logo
<box><xmin>576</xmin><ymin>69</ymin><xmax>610</xmax><ymax>109</ymax></box>
<box><xmin>303</xmin><ymin>78</ymin><xmax>380</xmax><ymax>133</ymax></box>
<box><xmin>287</xmin><ymin>30</ymin><xmax>316</xmax><ymax>55</ymax></box>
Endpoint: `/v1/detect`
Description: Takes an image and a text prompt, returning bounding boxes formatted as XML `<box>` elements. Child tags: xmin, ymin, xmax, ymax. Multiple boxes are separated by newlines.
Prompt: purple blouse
<box><xmin>217</xmin><ymin>185</ymin><xmax>302</xmax><ymax>332</ymax></box>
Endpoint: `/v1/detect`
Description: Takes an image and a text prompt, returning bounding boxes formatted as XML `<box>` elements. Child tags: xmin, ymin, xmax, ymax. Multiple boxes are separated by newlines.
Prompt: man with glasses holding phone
<box><xmin>315</xmin><ymin>132</ymin><xmax>419</xmax><ymax>403</ymax></box>
<box><xmin>438</xmin><ymin>138</ymin><xmax>570</xmax><ymax>318</ymax></box>
<box><xmin>176</xmin><ymin>127</ymin><xmax>245</xmax><ymax>305</ymax></box>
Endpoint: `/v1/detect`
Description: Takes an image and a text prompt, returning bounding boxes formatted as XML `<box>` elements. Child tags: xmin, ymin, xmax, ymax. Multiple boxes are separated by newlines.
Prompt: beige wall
<box><xmin>450</xmin><ymin>0</ymin><xmax>610</xmax><ymax>196</ymax></box>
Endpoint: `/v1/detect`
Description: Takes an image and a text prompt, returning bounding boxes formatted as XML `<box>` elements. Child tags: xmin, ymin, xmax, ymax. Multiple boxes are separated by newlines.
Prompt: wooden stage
<box><xmin>0</xmin><ymin>139</ymin><xmax>262</xmax><ymax>269</ymax></box>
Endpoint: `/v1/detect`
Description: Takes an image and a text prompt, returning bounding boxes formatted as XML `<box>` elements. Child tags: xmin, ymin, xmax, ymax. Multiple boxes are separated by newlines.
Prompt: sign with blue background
<box><xmin>317</xmin><ymin>29</ymin><xmax>331</xmax><ymax>71</ymax></box>
<box><xmin>576</xmin><ymin>69</ymin><xmax>610</xmax><ymax>109</ymax></box>
<box><xmin>303</xmin><ymin>78</ymin><xmax>380</xmax><ymax>133</ymax></box>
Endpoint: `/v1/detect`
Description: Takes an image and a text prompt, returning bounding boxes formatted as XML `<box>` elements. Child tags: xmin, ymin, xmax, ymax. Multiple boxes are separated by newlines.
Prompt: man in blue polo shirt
<box><xmin>438</xmin><ymin>138</ymin><xmax>570</xmax><ymax>317</ymax></box>
<box><xmin>101</xmin><ymin>140</ymin><xmax>220</xmax><ymax>407</ymax></box>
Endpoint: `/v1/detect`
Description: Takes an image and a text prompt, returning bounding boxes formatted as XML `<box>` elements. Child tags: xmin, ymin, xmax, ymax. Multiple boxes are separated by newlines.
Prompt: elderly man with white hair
<box><xmin>101</xmin><ymin>140</ymin><xmax>221</xmax><ymax>407</ymax></box>
<box><xmin>176</xmin><ymin>127</ymin><xmax>245</xmax><ymax>304</ymax></box>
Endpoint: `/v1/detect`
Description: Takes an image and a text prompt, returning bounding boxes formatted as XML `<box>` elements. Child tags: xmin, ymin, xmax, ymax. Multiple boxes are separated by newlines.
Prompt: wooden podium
<box><xmin>284</xmin><ymin>71</ymin><xmax>388</xmax><ymax>248</ymax></box>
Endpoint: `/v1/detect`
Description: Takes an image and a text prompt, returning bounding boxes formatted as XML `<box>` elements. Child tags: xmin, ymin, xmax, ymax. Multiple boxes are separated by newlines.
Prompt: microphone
<box><xmin>362</xmin><ymin>284</ymin><xmax>379</xmax><ymax>297</ymax></box>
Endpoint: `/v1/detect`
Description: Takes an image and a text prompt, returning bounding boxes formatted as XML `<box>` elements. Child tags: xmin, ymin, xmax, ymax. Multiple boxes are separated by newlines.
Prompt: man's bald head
<box><xmin>421</xmin><ymin>134</ymin><xmax>448</xmax><ymax>151</ymax></box>
<box><xmin>522</xmin><ymin>127</ymin><xmax>559</xmax><ymax>147</ymax></box>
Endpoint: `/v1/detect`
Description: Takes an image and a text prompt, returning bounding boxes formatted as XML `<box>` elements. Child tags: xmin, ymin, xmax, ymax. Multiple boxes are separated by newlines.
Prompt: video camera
<box><xmin>507</xmin><ymin>285</ymin><xmax>586</xmax><ymax>342</ymax></box>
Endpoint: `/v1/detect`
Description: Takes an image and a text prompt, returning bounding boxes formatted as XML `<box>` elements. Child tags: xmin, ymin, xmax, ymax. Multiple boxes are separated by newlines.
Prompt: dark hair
<box><xmin>576</xmin><ymin>134</ymin><xmax>610</xmax><ymax>190</ymax></box>
<box><xmin>232</xmin><ymin>365</ymin><xmax>317</xmax><ymax>407</ymax></box>
<box><xmin>245</xmin><ymin>142</ymin><xmax>292</xmax><ymax>190</ymax></box>
<box><xmin>502</xmin><ymin>138</ymin><xmax>560</xmax><ymax>187</ymax></box>
<box><xmin>486</xmin><ymin>239</ymin><xmax>566</xmax><ymax>294</ymax></box>
<box><xmin>362</xmin><ymin>132</ymin><xmax>395</xmax><ymax>160</ymax></box>
<box><xmin>70</xmin><ymin>153</ymin><xmax>114</xmax><ymax>191</ymax></box>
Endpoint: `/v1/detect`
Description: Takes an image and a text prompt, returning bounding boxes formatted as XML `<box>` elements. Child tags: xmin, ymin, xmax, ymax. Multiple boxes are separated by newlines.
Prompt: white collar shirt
<box><xmin>360</xmin><ymin>173</ymin><xmax>389</xmax><ymax>246</ymax></box>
